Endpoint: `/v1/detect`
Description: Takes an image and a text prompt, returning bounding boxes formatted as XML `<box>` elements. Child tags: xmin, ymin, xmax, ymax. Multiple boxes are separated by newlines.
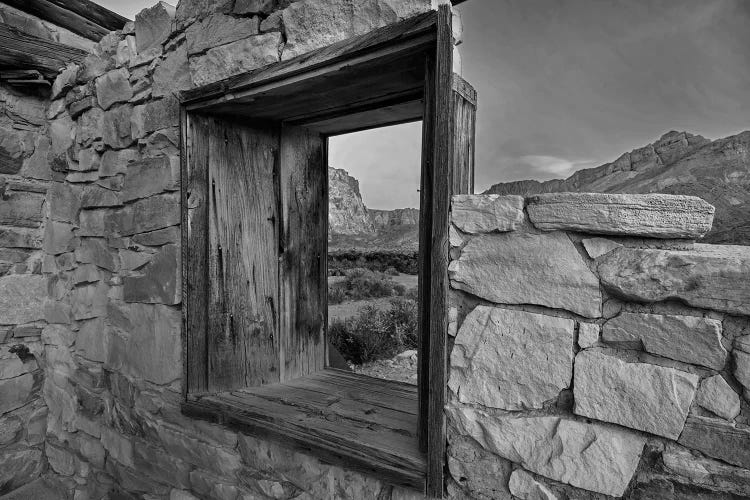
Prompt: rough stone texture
<box><xmin>574</xmin><ymin>349</ymin><xmax>698</xmax><ymax>439</ymax></box>
<box><xmin>447</xmin><ymin>408</ymin><xmax>646</xmax><ymax>497</ymax></box>
<box><xmin>598</xmin><ymin>244</ymin><xmax>750</xmax><ymax>316</ymax></box>
<box><xmin>95</xmin><ymin>68</ymin><xmax>133</xmax><ymax>110</ymax></box>
<box><xmin>678</xmin><ymin>415</ymin><xmax>750</xmax><ymax>469</ymax></box>
<box><xmin>662</xmin><ymin>442</ymin><xmax>750</xmax><ymax>498</ymax></box>
<box><xmin>152</xmin><ymin>45</ymin><xmax>192</xmax><ymax>98</ymax></box>
<box><xmin>0</xmin><ymin>449</ymin><xmax>44</xmax><ymax>494</ymax></box>
<box><xmin>100</xmin><ymin>148</ymin><xmax>139</xmax><ymax>177</ymax></box>
<box><xmin>123</xmin><ymin>244</ymin><xmax>180</xmax><ymax>305</ymax></box>
<box><xmin>695</xmin><ymin>375</ymin><xmax>740</xmax><ymax>420</ymax></box>
<box><xmin>447</xmin><ymin>436</ymin><xmax>513</xmax><ymax>499</ymax></box>
<box><xmin>508</xmin><ymin>469</ymin><xmax>558</xmax><ymax>500</ymax></box>
<box><xmin>118</xmin><ymin>193</ymin><xmax>181</xmax><ymax>236</ymax></box>
<box><xmin>449</xmin><ymin>306</ymin><xmax>574</xmax><ymax>410</ymax></box>
<box><xmin>0</xmin><ymin>192</ymin><xmax>44</xmax><ymax>227</ymax></box>
<box><xmin>581</xmin><ymin>237</ymin><xmax>622</xmax><ymax>259</ymax></box>
<box><xmin>602</xmin><ymin>312</ymin><xmax>727</xmax><ymax>370</ymax></box>
<box><xmin>185</xmin><ymin>13</ymin><xmax>260</xmax><ymax>55</ymax></box>
<box><xmin>122</xmin><ymin>156</ymin><xmax>177</xmax><ymax>202</ymax></box>
<box><xmin>131</xmin><ymin>96</ymin><xmax>179</xmax><ymax>140</ymax></box>
<box><xmin>527</xmin><ymin>193</ymin><xmax>715</xmax><ymax>238</ymax></box>
<box><xmin>0</xmin><ymin>274</ymin><xmax>45</xmax><ymax>324</ymax></box>
<box><xmin>0</xmin><ymin>373</ymin><xmax>35</xmax><ymax>414</ymax></box>
<box><xmin>577</xmin><ymin>322</ymin><xmax>599</xmax><ymax>349</ymax></box>
<box><xmin>451</xmin><ymin>194</ymin><xmax>524</xmax><ymax>234</ymax></box>
<box><xmin>449</xmin><ymin>231</ymin><xmax>602</xmax><ymax>318</ymax></box>
<box><xmin>281</xmin><ymin>0</ymin><xmax>432</xmax><ymax>60</ymax></box>
<box><xmin>135</xmin><ymin>1</ymin><xmax>176</xmax><ymax>52</ymax></box>
<box><xmin>102</xmin><ymin>105</ymin><xmax>134</xmax><ymax>149</ymax></box>
<box><xmin>189</xmin><ymin>33</ymin><xmax>281</xmax><ymax>86</ymax></box>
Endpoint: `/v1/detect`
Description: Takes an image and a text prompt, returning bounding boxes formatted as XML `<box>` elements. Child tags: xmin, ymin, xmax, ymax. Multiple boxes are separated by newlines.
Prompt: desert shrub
<box><xmin>329</xmin><ymin>297</ymin><xmax>418</xmax><ymax>364</ymax></box>
<box><xmin>327</xmin><ymin>268</ymin><xmax>406</xmax><ymax>304</ymax></box>
<box><xmin>328</xmin><ymin>250</ymin><xmax>419</xmax><ymax>274</ymax></box>
<box><xmin>384</xmin><ymin>267</ymin><xmax>399</xmax><ymax>276</ymax></box>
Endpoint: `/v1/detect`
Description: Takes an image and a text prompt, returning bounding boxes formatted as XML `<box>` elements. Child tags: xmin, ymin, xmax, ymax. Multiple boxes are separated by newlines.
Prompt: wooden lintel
<box><xmin>1</xmin><ymin>0</ymin><xmax>125</xmax><ymax>41</ymax></box>
<box><xmin>0</xmin><ymin>22</ymin><xmax>88</xmax><ymax>78</ymax></box>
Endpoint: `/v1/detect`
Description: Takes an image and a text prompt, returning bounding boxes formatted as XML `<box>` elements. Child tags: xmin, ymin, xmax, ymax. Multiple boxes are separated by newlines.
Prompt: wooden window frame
<box><xmin>179</xmin><ymin>7</ymin><xmax>474</xmax><ymax>497</ymax></box>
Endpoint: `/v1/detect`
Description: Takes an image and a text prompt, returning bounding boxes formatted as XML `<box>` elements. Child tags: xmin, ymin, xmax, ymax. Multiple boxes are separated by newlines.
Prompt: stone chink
<box><xmin>447</xmin><ymin>193</ymin><xmax>750</xmax><ymax>499</ymax></box>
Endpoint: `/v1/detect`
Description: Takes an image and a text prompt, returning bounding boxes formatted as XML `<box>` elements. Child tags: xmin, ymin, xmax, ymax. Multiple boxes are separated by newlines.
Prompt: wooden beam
<box><xmin>0</xmin><ymin>22</ymin><xmax>88</xmax><ymax>78</ymax></box>
<box><xmin>44</xmin><ymin>0</ymin><xmax>129</xmax><ymax>31</ymax></box>
<box><xmin>1</xmin><ymin>0</ymin><xmax>121</xmax><ymax>41</ymax></box>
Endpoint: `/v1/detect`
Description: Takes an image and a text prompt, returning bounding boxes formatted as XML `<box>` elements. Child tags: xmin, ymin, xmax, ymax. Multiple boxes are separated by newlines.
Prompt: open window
<box><xmin>180</xmin><ymin>7</ymin><xmax>475</xmax><ymax>496</ymax></box>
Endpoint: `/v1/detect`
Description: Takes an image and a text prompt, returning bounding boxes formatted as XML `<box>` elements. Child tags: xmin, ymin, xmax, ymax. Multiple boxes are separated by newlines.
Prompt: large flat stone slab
<box><xmin>449</xmin><ymin>231</ymin><xmax>602</xmax><ymax>318</ymax></box>
<box><xmin>597</xmin><ymin>244</ymin><xmax>750</xmax><ymax>316</ymax></box>
<box><xmin>449</xmin><ymin>305</ymin><xmax>573</xmax><ymax>410</ymax></box>
<box><xmin>0</xmin><ymin>274</ymin><xmax>46</xmax><ymax>325</ymax></box>
<box><xmin>451</xmin><ymin>194</ymin><xmax>524</xmax><ymax>234</ymax></box>
<box><xmin>189</xmin><ymin>33</ymin><xmax>281</xmax><ymax>86</ymax></box>
<box><xmin>447</xmin><ymin>408</ymin><xmax>646</xmax><ymax>497</ymax></box>
<box><xmin>695</xmin><ymin>375</ymin><xmax>741</xmax><ymax>420</ymax></box>
<box><xmin>602</xmin><ymin>312</ymin><xmax>726</xmax><ymax>370</ymax></box>
<box><xmin>573</xmin><ymin>349</ymin><xmax>698</xmax><ymax>439</ymax></box>
<box><xmin>527</xmin><ymin>193</ymin><xmax>714</xmax><ymax>238</ymax></box>
<box><xmin>678</xmin><ymin>415</ymin><xmax>750</xmax><ymax>469</ymax></box>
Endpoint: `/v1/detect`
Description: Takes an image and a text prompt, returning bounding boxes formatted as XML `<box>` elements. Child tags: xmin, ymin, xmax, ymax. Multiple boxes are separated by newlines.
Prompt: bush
<box><xmin>328</xmin><ymin>250</ymin><xmax>419</xmax><ymax>275</ymax></box>
<box><xmin>329</xmin><ymin>297</ymin><xmax>418</xmax><ymax>364</ymax></box>
<box><xmin>327</xmin><ymin>268</ymin><xmax>405</xmax><ymax>304</ymax></box>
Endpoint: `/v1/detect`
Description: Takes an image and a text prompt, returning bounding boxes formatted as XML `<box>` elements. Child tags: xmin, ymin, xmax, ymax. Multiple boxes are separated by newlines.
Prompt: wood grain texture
<box><xmin>184</xmin><ymin>113</ymin><xmax>209</xmax><ymax>394</ymax></box>
<box><xmin>44</xmin><ymin>0</ymin><xmax>129</xmax><ymax>30</ymax></box>
<box><xmin>1</xmin><ymin>0</ymin><xmax>115</xmax><ymax>40</ymax></box>
<box><xmin>279</xmin><ymin>125</ymin><xmax>326</xmax><ymax>381</ymax></box>
<box><xmin>451</xmin><ymin>74</ymin><xmax>477</xmax><ymax>195</ymax></box>
<box><xmin>0</xmin><ymin>22</ymin><xmax>88</xmax><ymax>78</ymax></box>
<box><xmin>426</xmin><ymin>6</ymin><xmax>454</xmax><ymax>498</ymax></box>
<box><xmin>207</xmin><ymin>119</ymin><xmax>280</xmax><ymax>391</ymax></box>
<box><xmin>182</xmin><ymin>369</ymin><xmax>424</xmax><ymax>490</ymax></box>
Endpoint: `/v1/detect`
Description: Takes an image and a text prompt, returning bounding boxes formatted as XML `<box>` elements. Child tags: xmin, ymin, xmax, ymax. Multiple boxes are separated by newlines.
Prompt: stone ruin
<box><xmin>1</xmin><ymin>0</ymin><xmax>749</xmax><ymax>498</ymax></box>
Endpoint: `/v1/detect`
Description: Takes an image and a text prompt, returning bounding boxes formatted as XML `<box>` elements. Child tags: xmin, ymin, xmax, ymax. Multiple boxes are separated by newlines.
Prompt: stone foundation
<box><xmin>446</xmin><ymin>193</ymin><xmax>750</xmax><ymax>499</ymax></box>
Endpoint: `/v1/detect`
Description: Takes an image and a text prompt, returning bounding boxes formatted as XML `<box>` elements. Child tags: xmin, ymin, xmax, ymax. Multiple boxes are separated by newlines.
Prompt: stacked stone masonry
<box><xmin>448</xmin><ymin>192</ymin><xmax>750</xmax><ymax>499</ymax></box>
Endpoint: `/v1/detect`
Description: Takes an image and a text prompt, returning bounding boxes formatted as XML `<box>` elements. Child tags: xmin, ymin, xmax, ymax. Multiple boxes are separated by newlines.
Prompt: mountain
<box><xmin>328</xmin><ymin>167</ymin><xmax>419</xmax><ymax>252</ymax></box>
<box><xmin>485</xmin><ymin>131</ymin><xmax>750</xmax><ymax>245</ymax></box>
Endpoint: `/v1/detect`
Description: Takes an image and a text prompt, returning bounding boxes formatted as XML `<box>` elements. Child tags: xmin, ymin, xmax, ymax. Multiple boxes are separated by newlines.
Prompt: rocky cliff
<box><xmin>485</xmin><ymin>131</ymin><xmax>750</xmax><ymax>245</ymax></box>
<box><xmin>328</xmin><ymin>167</ymin><xmax>375</xmax><ymax>235</ymax></box>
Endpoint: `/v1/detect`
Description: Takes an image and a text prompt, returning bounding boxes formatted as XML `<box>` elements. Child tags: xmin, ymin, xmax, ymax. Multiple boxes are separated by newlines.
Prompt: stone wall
<box><xmin>32</xmin><ymin>0</ymin><xmax>451</xmax><ymax>498</ymax></box>
<box><xmin>446</xmin><ymin>192</ymin><xmax>750</xmax><ymax>499</ymax></box>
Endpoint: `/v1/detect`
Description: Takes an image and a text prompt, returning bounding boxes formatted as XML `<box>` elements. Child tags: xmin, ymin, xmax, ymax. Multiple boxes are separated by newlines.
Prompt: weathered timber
<box><xmin>279</xmin><ymin>124</ymin><xmax>326</xmax><ymax>381</ymax></box>
<box><xmin>1</xmin><ymin>0</ymin><xmax>126</xmax><ymax>41</ymax></box>
<box><xmin>206</xmin><ymin>118</ymin><xmax>280</xmax><ymax>391</ymax></box>
<box><xmin>451</xmin><ymin>75</ymin><xmax>476</xmax><ymax>194</ymax></box>
<box><xmin>182</xmin><ymin>369</ymin><xmax>424</xmax><ymax>490</ymax></box>
<box><xmin>0</xmin><ymin>22</ymin><xmax>88</xmax><ymax>78</ymax></box>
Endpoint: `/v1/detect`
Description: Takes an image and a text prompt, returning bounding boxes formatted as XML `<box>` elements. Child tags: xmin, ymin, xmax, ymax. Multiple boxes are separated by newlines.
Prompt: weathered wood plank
<box><xmin>451</xmin><ymin>74</ymin><xmax>476</xmax><ymax>195</ymax></box>
<box><xmin>183</xmin><ymin>390</ymin><xmax>425</xmax><ymax>490</ymax></box>
<box><xmin>207</xmin><ymin>119</ymin><xmax>280</xmax><ymax>390</ymax></box>
<box><xmin>279</xmin><ymin>125</ymin><xmax>326</xmax><ymax>381</ymax></box>
<box><xmin>426</xmin><ymin>5</ymin><xmax>454</xmax><ymax>498</ymax></box>
<box><xmin>184</xmin><ymin>113</ymin><xmax>209</xmax><ymax>394</ymax></box>
<box><xmin>1</xmin><ymin>0</ymin><xmax>121</xmax><ymax>40</ymax></box>
<box><xmin>181</xmin><ymin>11</ymin><xmax>437</xmax><ymax>106</ymax></box>
<box><xmin>0</xmin><ymin>22</ymin><xmax>87</xmax><ymax>78</ymax></box>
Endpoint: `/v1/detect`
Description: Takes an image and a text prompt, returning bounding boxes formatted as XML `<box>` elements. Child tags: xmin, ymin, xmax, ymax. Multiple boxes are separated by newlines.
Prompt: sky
<box><xmin>105</xmin><ymin>0</ymin><xmax>750</xmax><ymax>209</ymax></box>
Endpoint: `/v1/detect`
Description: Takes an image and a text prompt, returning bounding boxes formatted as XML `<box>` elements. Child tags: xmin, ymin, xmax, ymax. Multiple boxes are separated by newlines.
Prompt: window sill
<box><xmin>182</xmin><ymin>368</ymin><xmax>425</xmax><ymax>490</ymax></box>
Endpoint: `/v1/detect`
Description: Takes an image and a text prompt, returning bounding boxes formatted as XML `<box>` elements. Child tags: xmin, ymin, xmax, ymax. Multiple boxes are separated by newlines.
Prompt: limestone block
<box><xmin>77</xmin><ymin>52</ymin><xmax>113</xmax><ymax>84</ymax></box>
<box><xmin>152</xmin><ymin>45</ymin><xmax>192</xmax><ymax>97</ymax></box>
<box><xmin>508</xmin><ymin>469</ymin><xmax>557</xmax><ymax>500</ymax></box>
<box><xmin>95</xmin><ymin>68</ymin><xmax>133</xmax><ymax>110</ymax></box>
<box><xmin>131</xmin><ymin>95</ymin><xmax>179</xmax><ymax>140</ymax></box>
<box><xmin>573</xmin><ymin>349</ymin><xmax>698</xmax><ymax>439</ymax></box>
<box><xmin>597</xmin><ymin>244</ymin><xmax>750</xmax><ymax>316</ymax></box>
<box><xmin>151</xmin><ymin>423</ymin><xmax>242</xmax><ymax>476</ymax></box>
<box><xmin>134</xmin><ymin>443</ymin><xmax>192</xmax><ymax>489</ymax></box>
<box><xmin>76</xmin><ymin>107</ymin><xmax>104</xmax><ymax>147</ymax></box>
<box><xmin>695</xmin><ymin>375</ymin><xmax>740</xmax><ymax>420</ymax></box>
<box><xmin>447</xmin><ymin>436</ymin><xmax>513</xmax><ymax>499</ymax></box>
<box><xmin>106</xmin><ymin>303</ymin><xmax>181</xmax><ymax>384</ymax></box>
<box><xmin>446</xmin><ymin>408</ymin><xmax>646</xmax><ymax>497</ymax></box>
<box><xmin>234</xmin><ymin>0</ymin><xmax>276</xmax><ymax>15</ymax></box>
<box><xmin>122</xmin><ymin>156</ymin><xmax>177</xmax><ymax>202</ymax></box>
<box><xmin>75</xmin><ymin>238</ymin><xmax>118</xmax><ymax>271</ymax></box>
<box><xmin>526</xmin><ymin>193</ymin><xmax>715</xmax><ymax>238</ymax></box>
<box><xmin>51</xmin><ymin>64</ymin><xmax>79</xmax><ymax>99</ymax></box>
<box><xmin>451</xmin><ymin>194</ymin><xmax>524</xmax><ymax>234</ymax></box>
<box><xmin>132</xmin><ymin>226</ymin><xmax>180</xmax><ymax>246</ymax></box>
<box><xmin>0</xmin><ymin>373</ymin><xmax>35</xmax><ymax>414</ymax></box>
<box><xmin>185</xmin><ymin>13</ymin><xmax>259</xmax><ymax>55</ymax></box>
<box><xmin>581</xmin><ymin>237</ymin><xmax>621</xmax><ymax>259</ymax></box>
<box><xmin>0</xmin><ymin>126</ymin><xmax>24</xmax><ymax>175</ymax></box>
<box><xmin>733</xmin><ymin>345</ymin><xmax>750</xmax><ymax>399</ymax></box>
<box><xmin>602</xmin><ymin>312</ymin><xmax>726</xmax><ymax>370</ymax></box>
<box><xmin>577</xmin><ymin>322</ymin><xmax>599</xmax><ymax>349</ymax></box>
<box><xmin>662</xmin><ymin>442</ymin><xmax>750</xmax><ymax>498</ymax></box>
<box><xmin>74</xmin><ymin>147</ymin><xmax>101</xmax><ymax>172</ymax></box>
<box><xmin>80</xmin><ymin>184</ymin><xmax>123</xmax><ymax>208</ymax></box>
<box><xmin>0</xmin><ymin>191</ymin><xmax>44</xmax><ymax>227</ymax></box>
<box><xmin>43</xmin><ymin>221</ymin><xmax>75</xmax><ymax>255</ymax></box>
<box><xmin>0</xmin><ymin>274</ymin><xmax>45</xmax><ymax>324</ymax></box>
<box><xmin>449</xmin><ymin>306</ymin><xmax>573</xmax><ymax>410</ymax></box>
<box><xmin>189</xmin><ymin>33</ymin><xmax>281</xmax><ymax>86</ymax></box>
<box><xmin>101</xmin><ymin>425</ymin><xmax>134</xmax><ymax>467</ymax></box>
<box><xmin>0</xmin><ymin>449</ymin><xmax>44</xmax><ymax>493</ymax></box>
<box><xmin>100</xmin><ymin>148</ymin><xmax>139</xmax><ymax>177</ymax></box>
<box><xmin>116</xmin><ymin>36</ymin><xmax>137</xmax><ymax>67</ymax></box>
<box><xmin>46</xmin><ymin>441</ymin><xmax>76</xmax><ymax>476</ymax></box>
<box><xmin>449</xmin><ymin>231</ymin><xmax>602</xmax><ymax>318</ymax></box>
<box><xmin>48</xmin><ymin>182</ymin><xmax>81</xmax><ymax>223</ymax></box>
<box><xmin>281</xmin><ymin>0</ymin><xmax>432</xmax><ymax>60</ymax></box>
<box><xmin>123</xmin><ymin>244</ymin><xmax>180</xmax><ymax>304</ymax></box>
<box><xmin>102</xmin><ymin>105</ymin><xmax>135</xmax><ymax>149</ymax></box>
<box><xmin>0</xmin><ymin>227</ymin><xmax>41</xmax><ymax>249</ymax></box>
<box><xmin>71</xmin><ymin>281</ymin><xmax>109</xmax><ymax>320</ymax></box>
<box><xmin>135</xmin><ymin>1</ymin><xmax>176</xmax><ymax>52</ymax></box>
<box><xmin>77</xmin><ymin>318</ymin><xmax>106</xmax><ymax>363</ymax></box>
<box><xmin>175</xmin><ymin>0</ymin><xmax>234</xmax><ymax>24</ymax></box>
<box><xmin>678</xmin><ymin>415</ymin><xmax>750</xmax><ymax>469</ymax></box>
<box><xmin>260</xmin><ymin>11</ymin><xmax>282</xmax><ymax>33</ymax></box>
<box><xmin>118</xmin><ymin>193</ymin><xmax>181</xmax><ymax>236</ymax></box>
